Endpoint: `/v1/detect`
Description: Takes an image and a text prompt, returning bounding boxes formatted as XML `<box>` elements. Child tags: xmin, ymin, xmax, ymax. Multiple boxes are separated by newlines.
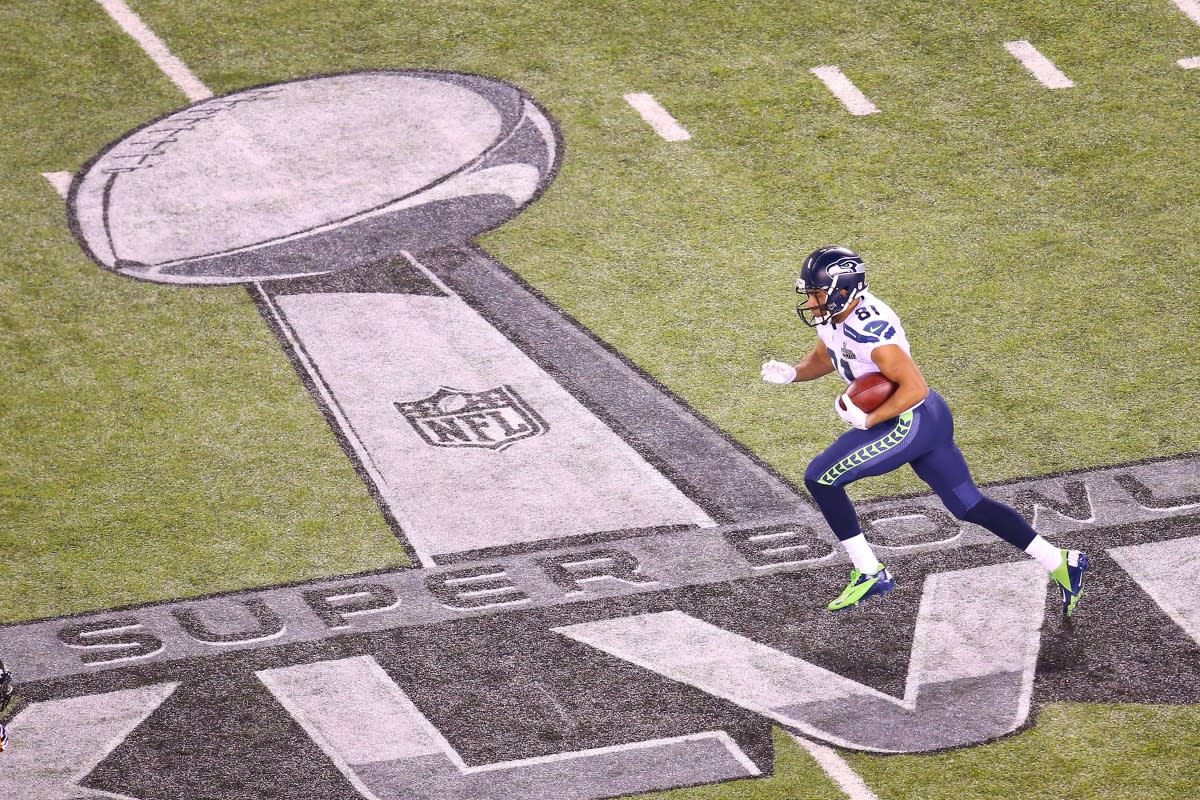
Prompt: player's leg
<box><xmin>906</xmin><ymin>399</ymin><xmax>1088</xmax><ymax>615</ymax></box>
<box><xmin>804</xmin><ymin>408</ymin><xmax>926</xmax><ymax>610</ymax></box>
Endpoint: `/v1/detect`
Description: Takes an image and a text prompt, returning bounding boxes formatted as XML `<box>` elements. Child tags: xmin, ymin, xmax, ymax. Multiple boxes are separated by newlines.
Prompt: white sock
<box><xmin>842</xmin><ymin>534</ymin><xmax>883</xmax><ymax>575</ymax></box>
<box><xmin>1025</xmin><ymin>536</ymin><xmax>1064</xmax><ymax>572</ymax></box>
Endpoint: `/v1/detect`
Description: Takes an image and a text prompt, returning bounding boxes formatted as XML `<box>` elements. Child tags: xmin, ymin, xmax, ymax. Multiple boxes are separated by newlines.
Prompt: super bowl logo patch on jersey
<box><xmin>396</xmin><ymin>385</ymin><xmax>548</xmax><ymax>450</ymax></box>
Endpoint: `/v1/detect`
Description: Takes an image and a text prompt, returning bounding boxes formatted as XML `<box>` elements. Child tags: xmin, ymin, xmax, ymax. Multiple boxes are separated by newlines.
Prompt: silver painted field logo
<box><xmin>396</xmin><ymin>385</ymin><xmax>548</xmax><ymax>450</ymax></box>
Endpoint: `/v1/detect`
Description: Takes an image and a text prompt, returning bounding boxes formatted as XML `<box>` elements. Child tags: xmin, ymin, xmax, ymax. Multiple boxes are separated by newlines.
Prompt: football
<box><xmin>843</xmin><ymin>372</ymin><xmax>897</xmax><ymax>413</ymax></box>
<box><xmin>68</xmin><ymin>70</ymin><xmax>560</xmax><ymax>285</ymax></box>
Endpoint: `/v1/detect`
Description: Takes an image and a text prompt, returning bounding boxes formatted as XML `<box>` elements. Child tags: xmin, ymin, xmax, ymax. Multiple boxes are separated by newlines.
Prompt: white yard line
<box><xmin>790</xmin><ymin>734</ymin><xmax>882</xmax><ymax>800</ymax></box>
<box><xmin>1004</xmin><ymin>41</ymin><xmax>1075</xmax><ymax>89</ymax></box>
<box><xmin>1179</xmin><ymin>55</ymin><xmax>1200</xmax><ymax>68</ymax></box>
<box><xmin>809</xmin><ymin>66</ymin><xmax>880</xmax><ymax>116</ymax></box>
<box><xmin>1171</xmin><ymin>0</ymin><xmax>1200</xmax><ymax>26</ymax></box>
<box><xmin>623</xmin><ymin>92</ymin><xmax>692</xmax><ymax>141</ymax></box>
<box><xmin>41</xmin><ymin>171</ymin><xmax>73</xmax><ymax>199</ymax></box>
<box><xmin>94</xmin><ymin>0</ymin><xmax>212</xmax><ymax>101</ymax></box>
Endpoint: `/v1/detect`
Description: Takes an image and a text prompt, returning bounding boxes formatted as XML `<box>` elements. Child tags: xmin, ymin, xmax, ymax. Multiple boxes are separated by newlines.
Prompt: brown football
<box><xmin>844</xmin><ymin>373</ymin><xmax>898</xmax><ymax>413</ymax></box>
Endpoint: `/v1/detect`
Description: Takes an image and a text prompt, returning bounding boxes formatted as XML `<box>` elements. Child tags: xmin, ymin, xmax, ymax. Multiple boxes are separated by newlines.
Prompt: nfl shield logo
<box><xmin>395</xmin><ymin>385</ymin><xmax>549</xmax><ymax>451</ymax></box>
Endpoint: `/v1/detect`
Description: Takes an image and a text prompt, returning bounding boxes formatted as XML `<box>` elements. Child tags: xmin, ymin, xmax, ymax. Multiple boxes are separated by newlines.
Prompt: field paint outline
<box><xmin>809</xmin><ymin>66</ymin><xmax>881</xmax><ymax>116</ymax></box>
<box><xmin>623</xmin><ymin>93</ymin><xmax>693</xmax><ymax>141</ymax></box>
<box><xmin>1004</xmin><ymin>41</ymin><xmax>1075</xmax><ymax>89</ymax></box>
<box><xmin>94</xmin><ymin>0</ymin><xmax>211</xmax><ymax>102</ymax></box>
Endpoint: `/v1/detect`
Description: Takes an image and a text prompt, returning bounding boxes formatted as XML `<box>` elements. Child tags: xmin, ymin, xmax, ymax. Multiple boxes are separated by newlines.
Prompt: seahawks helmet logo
<box><xmin>825</xmin><ymin>256</ymin><xmax>863</xmax><ymax>281</ymax></box>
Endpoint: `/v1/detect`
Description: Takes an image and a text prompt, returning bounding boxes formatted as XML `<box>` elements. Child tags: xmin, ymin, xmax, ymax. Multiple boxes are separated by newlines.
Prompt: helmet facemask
<box><xmin>796</xmin><ymin>287</ymin><xmax>833</xmax><ymax>326</ymax></box>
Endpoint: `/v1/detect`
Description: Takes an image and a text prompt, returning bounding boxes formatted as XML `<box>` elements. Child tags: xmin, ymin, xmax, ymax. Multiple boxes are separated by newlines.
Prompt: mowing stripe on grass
<box><xmin>789</xmin><ymin>734</ymin><xmax>881</xmax><ymax>800</ymax></box>
<box><xmin>623</xmin><ymin>93</ymin><xmax>692</xmax><ymax>141</ymax></box>
<box><xmin>41</xmin><ymin>171</ymin><xmax>72</xmax><ymax>199</ymax></box>
<box><xmin>1004</xmin><ymin>40</ymin><xmax>1075</xmax><ymax>89</ymax></box>
<box><xmin>809</xmin><ymin>66</ymin><xmax>880</xmax><ymax>116</ymax></box>
<box><xmin>1179</xmin><ymin>55</ymin><xmax>1200</xmax><ymax>68</ymax></box>
<box><xmin>93</xmin><ymin>0</ymin><xmax>211</xmax><ymax>101</ymax></box>
<box><xmin>1172</xmin><ymin>0</ymin><xmax>1200</xmax><ymax>25</ymax></box>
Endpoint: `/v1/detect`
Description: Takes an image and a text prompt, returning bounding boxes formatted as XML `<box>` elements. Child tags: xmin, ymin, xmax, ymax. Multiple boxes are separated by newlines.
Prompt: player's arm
<box><xmin>793</xmin><ymin>340</ymin><xmax>836</xmax><ymax>381</ymax></box>
<box><xmin>864</xmin><ymin>344</ymin><xmax>929</xmax><ymax>427</ymax></box>
<box><xmin>762</xmin><ymin>341</ymin><xmax>834</xmax><ymax>384</ymax></box>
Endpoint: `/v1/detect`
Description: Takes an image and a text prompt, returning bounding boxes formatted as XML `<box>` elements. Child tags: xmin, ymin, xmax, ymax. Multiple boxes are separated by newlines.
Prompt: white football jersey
<box><xmin>814</xmin><ymin>290</ymin><xmax>911</xmax><ymax>383</ymax></box>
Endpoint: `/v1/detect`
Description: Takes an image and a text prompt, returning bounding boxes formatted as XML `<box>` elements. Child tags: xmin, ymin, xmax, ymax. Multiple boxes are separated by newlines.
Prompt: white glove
<box><xmin>836</xmin><ymin>392</ymin><xmax>870</xmax><ymax>429</ymax></box>
<box><xmin>760</xmin><ymin>360</ymin><xmax>797</xmax><ymax>384</ymax></box>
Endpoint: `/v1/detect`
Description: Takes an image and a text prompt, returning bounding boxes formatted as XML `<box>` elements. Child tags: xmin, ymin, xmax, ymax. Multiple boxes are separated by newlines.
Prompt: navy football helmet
<box><xmin>796</xmin><ymin>246</ymin><xmax>867</xmax><ymax>326</ymax></box>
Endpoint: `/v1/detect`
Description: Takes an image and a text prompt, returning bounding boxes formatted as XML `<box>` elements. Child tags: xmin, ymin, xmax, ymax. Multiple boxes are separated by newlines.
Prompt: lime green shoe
<box><xmin>828</xmin><ymin>566</ymin><xmax>895</xmax><ymax>611</ymax></box>
<box><xmin>1051</xmin><ymin>549</ymin><xmax>1089</xmax><ymax>617</ymax></box>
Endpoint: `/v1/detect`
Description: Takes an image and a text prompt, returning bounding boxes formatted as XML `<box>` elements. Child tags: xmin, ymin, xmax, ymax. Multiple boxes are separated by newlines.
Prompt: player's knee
<box><xmin>940</xmin><ymin>482</ymin><xmax>985</xmax><ymax>520</ymax></box>
<box><xmin>804</xmin><ymin>463</ymin><xmax>836</xmax><ymax>494</ymax></box>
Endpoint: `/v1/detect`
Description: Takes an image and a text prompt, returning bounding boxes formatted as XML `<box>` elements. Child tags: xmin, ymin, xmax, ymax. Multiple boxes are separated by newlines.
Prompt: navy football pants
<box><xmin>803</xmin><ymin>390</ymin><xmax>1037</xmax><ymax>550</ymax></box>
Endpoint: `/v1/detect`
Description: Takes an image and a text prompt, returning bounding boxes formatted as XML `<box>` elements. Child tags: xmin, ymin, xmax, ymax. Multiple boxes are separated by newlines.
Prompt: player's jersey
<box><xmin>814</xmin><ymin>290</ymin><xmax>911</xmax><ymax>383</ymax></box>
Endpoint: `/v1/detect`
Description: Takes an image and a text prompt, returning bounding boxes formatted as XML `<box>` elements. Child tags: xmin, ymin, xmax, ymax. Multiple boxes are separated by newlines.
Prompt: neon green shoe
<box><xmin>1051</xmin><ymin>549</ymin><xmax>1089</xmax><ymax>617</ymax></box>
<box><xmin>828</xmin><ymin>566</ymin><xmax>895</xmax><ymax>611</ymax></box>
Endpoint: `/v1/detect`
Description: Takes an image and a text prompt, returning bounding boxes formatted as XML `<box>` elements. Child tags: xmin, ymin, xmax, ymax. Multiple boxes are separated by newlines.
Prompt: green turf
<box><xmin>1</xmin><ymin>2</ymin><xmax>1199</xmax><ymax>796</ymax></box>
<box><xmin>842</xmin><ymin>703</ymin><xmax>1200</xmax><ymax>800</ymax></box>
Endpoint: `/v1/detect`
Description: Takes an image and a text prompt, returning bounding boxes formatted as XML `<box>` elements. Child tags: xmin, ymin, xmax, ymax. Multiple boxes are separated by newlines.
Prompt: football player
<box><xmin>761</xmin><ymin>246</ymin><xmax>1088</xmax><ymax>614</ymax></box>
<box><xmin>0</xmin><ymin>659</ymin><xmax>12</xmax><ymax>753</ymax></box>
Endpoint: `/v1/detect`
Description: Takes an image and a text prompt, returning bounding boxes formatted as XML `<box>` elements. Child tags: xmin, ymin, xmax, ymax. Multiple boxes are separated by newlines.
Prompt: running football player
<box><xmin>761</xmin><ymin>246</ymin><xmax>1088</xmax><ymax>614</ymax></box>
<box><xmin>0</xmin><ymin>659</ymin><xmax>13</xmax><ymax>753</ymax></box>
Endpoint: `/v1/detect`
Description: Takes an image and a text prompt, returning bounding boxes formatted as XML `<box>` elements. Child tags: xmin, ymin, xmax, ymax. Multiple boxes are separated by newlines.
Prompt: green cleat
<box><xmin>1051</xmin><ymin>549</ymin><xmax>1089</xmax><ymax>617</ymax></box>
<box><xmin>828</xmin><ymin>566</ymin><xmax>895</xmax><ymax>611</ymax></box>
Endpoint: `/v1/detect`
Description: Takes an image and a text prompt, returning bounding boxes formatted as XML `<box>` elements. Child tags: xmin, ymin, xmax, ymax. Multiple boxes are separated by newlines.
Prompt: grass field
<box><xmin>2</xmin><ymin>0</ymin><xmax>1199</xmax><ymax>798</ymax></box>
